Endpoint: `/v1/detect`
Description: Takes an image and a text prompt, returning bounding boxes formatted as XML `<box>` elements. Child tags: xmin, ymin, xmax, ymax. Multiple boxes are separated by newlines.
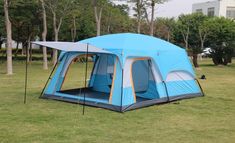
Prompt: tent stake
<box><xmin>83</xmin><ymin>44</ymin><xmax>89</xmax><ymax>115</ymax></box>
<box><xmin>24</xmin><ymin>45</ymin><xmax>28</xmax><ymax>104</ymax></box>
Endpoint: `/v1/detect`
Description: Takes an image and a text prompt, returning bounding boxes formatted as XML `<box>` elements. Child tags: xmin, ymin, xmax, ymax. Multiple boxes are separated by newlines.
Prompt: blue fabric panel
<box><xmin>136</xmin><ymin>80</ymin><xmax>159</xmax><ymax>99</ymax></box>
<box><xmin>45</xmin><ymin>53</ymin><xmax>68</xmax><ymax>94</ymax></box>
<box><xmin>91</xmin><ymin>74</ymin><xmax>111</xmax><ymax>93</ymax></box>
<box><xmin>166</xmin><ymin>80</ymin><xmax>201</xmax><ymax>97</ymax></box>
<box><xmin>55</xmin><ymin>52</ymin><xmax>80</xmax><ymax>91</ymax></box>
<box><xmin>88</xmin><ymin>56</ymin><xmax>99</xmax><ymax>87</ymax></box>
<box><xmin>80</xmin><ymin>33</ymin><xmax>195</xmax><ymax>82</ymax></box>
<box><xmin>152</xmin><ymin>50</ymin><xmax>195</xmax><ymax>80</ymax></box>
<box><xmin>122</xmin><ymin>87</ymin><xmax>135</xmax><ymax>106</ymax></box>
<box><xmin>80</xmin><ymin>33</ymin><xmax>183</xmax><ymax>53</ymax></box>
<box><xmin>58</xmin><ymin>51</ymin><xmax>66</xmax><ymax>61</ymax></box>
<box><xmin>156</xmin><ymin>82</ymin><xmax>167</xmax><ymax>98</ymax></box>
<box><xmin>91</xmin><ymin>54</ymin><xmax>115</xmax><ymax>93</ymax></box>
<box><xmin>109</xmin><ymin>60</ymin><xmax>122</xmax><ymax>106</ymax></box>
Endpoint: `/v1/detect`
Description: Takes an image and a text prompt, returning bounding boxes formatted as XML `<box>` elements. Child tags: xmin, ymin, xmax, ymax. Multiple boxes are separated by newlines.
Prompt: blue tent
<box><xmin>34</xmin><ymin>33</ymin><xmax>203</xmax><ymax>112</ymax></box>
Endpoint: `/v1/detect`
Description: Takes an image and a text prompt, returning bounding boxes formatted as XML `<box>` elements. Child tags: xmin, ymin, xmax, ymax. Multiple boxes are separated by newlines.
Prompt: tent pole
<box><xmin>120</xmin><ymin>69</ymin><xmax>124</xmax><ymax>112</ymax></box>
<box><xmin>163</xmin><ymin>81</ymin><xmax>170</xmax><ymax>102</ymax></box>
<box><xmin>83</xmin><ymin>44</ymin><xmax>89</xmax><ymax>115</ymax></box>
<box><xmin>24</xmin><ymin>44</ymin><xmax>28</xmax><ymax>104</ymax></box>
<box><xmin>195</xmin><ymin>78</ymin><xmax>205</xmax><ymax>96</ymax></box>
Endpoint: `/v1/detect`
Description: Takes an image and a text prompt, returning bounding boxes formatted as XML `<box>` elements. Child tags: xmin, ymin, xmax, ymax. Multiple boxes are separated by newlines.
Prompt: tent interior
<box><xmin>58</xmin><ymin>53</ymin><xmax>115</xmax><ymax>103</ymax></box>
<box><xmin>57</xmin><ymin>53</ymin><xmax>160</xmax><ymax>104</ymax></box>
<box><xmin>131</xmin><ymin>59</ymin><xmax>159</xmax><ymax>102</ymax></box>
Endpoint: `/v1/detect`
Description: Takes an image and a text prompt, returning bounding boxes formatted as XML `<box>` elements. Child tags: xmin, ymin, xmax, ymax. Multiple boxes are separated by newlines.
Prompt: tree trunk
<box><xmin>136</xmin><ymin>0</ymin><xmax>142</xmax><ymax>34</ymax></box>
<box><xmin>14</xmin><ymin>41</ymin><xmax>19</xmax><ymax>58</ymax></box>
<box><xmin>41</xmin><ymin>0</ymin><xmax>48</xmax><ymax>70</ymax></box>
<box><xmin>0</xmin><ymin>42</ymin><xmax>2</xmax><ymax>49</ymax></box>
<box><xmin>212</xmin><ymin>52</ymin><xmax>223</xmax><ymax>65</ymax></box>
<box><xmin>150</xmin><ymin>0</ymin><xmax>155</xmax><ymax>36</ymax></box>
<box><xmin>137</xmin><ymin>20</ymin><xmax>141</xmax><ymax>34</ymax></box>
<box><xmin>21</xmin><ymin>45</ymin><xmax>25</xmax><ymax>55</ymax></box>
<box><xmin>167</xmin><ymin>31</ymin><xmax>170</xmax><ymax>42</ymax></box>
<box><xmin>52</xmin><ymin>12</ymin><xmax>61</xmax><ymax>66</ymax></box>
<box><xmin>96</xmin><ymin>21</ymin><xmax>101</xmax><ymax>36</ymax></box>
<box><xmin>27</xmin><ymin>36</ymin><xmax>31</xmax><ymax>63</ymax></box>
<box><xmin>29</xmin><ymin>41</ymin><xmax>32</xmax><ymax>62</ymax></box>
<box><xmin>107</xmin><ymin>25</ymin><xmax>110</xmax><ymax>33</ymax></box>
<box><xmin>71</xmin><ymin>16</ymin><xmax>76</xmax><ymax>42</ymax></box>
<box><xmin>53</xmin><ymin>31</ymin><xmax>58</xmax><ymax>66</ymax></box>
<box><xmin>4</xmin><ymin>0</ymin><xmax>13</xmax><ymax>75</ymax></box>
<box><xmin>192</xmin><ymin>53</ymin><xmax>199</xmax><ymax>68</ymax></box>
<box><xmin>228</xmin><ymin>57</ymin><xmax>232</xmax><ymax>63</ymax></box>
<box><xmin>94</xmin><ymin>4</ymin><xmax>102</xmax><ymax>36</ymax></box>
<box><xmin>107</xmin><ymin>11</ymin><xmax>111</xmax><ymax>34</ymax></box>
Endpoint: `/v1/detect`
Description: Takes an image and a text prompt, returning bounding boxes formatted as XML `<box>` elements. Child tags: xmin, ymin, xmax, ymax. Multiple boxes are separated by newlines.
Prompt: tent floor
<box><xmin>59</xmin><ymin>88</ymin><xmax>150</xmax><ymax>103</ymax></box>
<box><xmin>59</xmin><ymin>88</ymin><xmax>110</xmax><ymax>101</ymax></box>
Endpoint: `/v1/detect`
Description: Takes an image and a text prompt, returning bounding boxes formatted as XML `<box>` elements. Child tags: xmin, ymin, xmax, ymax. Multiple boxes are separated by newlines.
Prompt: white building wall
<box><xmin>2</xmin><ymin>40</ymin><xmax>23</xmax><ymax>49</ymax></box>
<box><xmin>219</xmin><ymin>0</ymin><xmax>235</xmax><ymax>17</ymax></box>
<box><xmin>192</xmin><ymin>0</ymin><xmax>235</xmax><ymax>18</ymax></box>
<box><xmin>192</xmin><ymin>0</ymin><xmax>220</xmax><ymax>16</ymax></box>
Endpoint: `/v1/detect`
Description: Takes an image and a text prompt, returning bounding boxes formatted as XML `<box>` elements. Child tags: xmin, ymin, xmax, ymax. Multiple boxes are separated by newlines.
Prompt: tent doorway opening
<box><xmin>131</xmin><ymin>58</ymin><xmax>159</xmax><ymax>103</ymax></box>
<box><xmin>59</xmin><ymin>54</ymin><xmax>116</xmax><ymax>103</ymax></box>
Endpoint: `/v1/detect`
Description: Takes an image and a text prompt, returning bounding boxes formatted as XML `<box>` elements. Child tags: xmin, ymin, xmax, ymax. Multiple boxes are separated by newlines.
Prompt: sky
<box><xmin>156</xmin><ymin>0</ymin><xmax>212</xmax><ymax>17</ymax></box>
<box><xmin>112</xmin><ymin>0</ymin><xmax>215</xmax><ymax>18</ymax></box>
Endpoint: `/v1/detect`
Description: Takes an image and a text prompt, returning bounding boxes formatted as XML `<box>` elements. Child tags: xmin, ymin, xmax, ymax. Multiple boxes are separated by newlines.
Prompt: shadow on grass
<box><xmin>199</xmin><ymin>63</ymin><xmax>215</xmax><ymax>67</ymax></box>
<box><xmin>199</xmin><ymin>63</ymin><xmax>235</xmax><ymax>68</ymax></box>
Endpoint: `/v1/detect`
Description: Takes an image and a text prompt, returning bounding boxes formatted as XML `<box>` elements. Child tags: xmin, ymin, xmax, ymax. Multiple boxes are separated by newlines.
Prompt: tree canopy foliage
<box><xmin>0</xmin><ymin>0</ymin><xmax>235</xmax><ymax>73</ymax></box>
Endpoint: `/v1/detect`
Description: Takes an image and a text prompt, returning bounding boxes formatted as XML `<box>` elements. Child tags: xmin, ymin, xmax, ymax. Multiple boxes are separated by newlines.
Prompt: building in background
<box><xmin>192</xmin><ymin>0</ymin><xmax>235</xmax><ymax>19</ymax></box>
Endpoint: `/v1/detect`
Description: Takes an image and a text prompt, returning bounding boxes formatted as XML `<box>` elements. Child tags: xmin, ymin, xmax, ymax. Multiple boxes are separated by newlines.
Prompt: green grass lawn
<box><xmin>0</xmin><ymin>59</ymin><xmax>235</xmax><ymax>143</ymax></box>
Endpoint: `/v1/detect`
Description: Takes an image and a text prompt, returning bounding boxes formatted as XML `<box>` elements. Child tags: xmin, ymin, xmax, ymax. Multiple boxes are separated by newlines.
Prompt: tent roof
<box><xmin>32</xmin><ymin>33</ymin><xmax>185</xmax><ymax>58</ymax></box>
<box><xmin>80</xmin><ymin>33</ymin><xmax>184</xmax><ymax>53</ymax></box>
<box><xmin>32</xmin><ymin>41</ymin><xmax>111</xmax><ymax>54</ymax></box>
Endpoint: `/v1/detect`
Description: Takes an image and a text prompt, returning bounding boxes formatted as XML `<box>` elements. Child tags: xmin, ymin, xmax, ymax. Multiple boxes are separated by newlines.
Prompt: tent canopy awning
<box><xmin>32</xmin><ymin>41</ymin><xmax>111</xmax><ymax>54</ymax></box>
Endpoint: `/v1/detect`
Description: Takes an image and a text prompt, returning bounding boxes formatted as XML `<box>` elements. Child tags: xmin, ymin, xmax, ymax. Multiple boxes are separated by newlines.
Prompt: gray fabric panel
<box><xmin>42</xmin><ymin>92</ymin><xmax>203</xmax><ymax>112</ymax></box>
<box><xmin>32</xmin><ymin>41</ymin><xmax>111</xmax><ymax>54</ymax></box>
<box><xmin>166</xmin><ymin>71</ymin><xmax>194</xmax><ymax>81</ymax></box>
<box><xmin>123</xmin><ymin>93</ymin><xmax>203</xmax><ymax>112</ymax></box>
<box><xmin>59</xmin><ymin>88</ymin><xmax>110</xmax><ymax>100</ymax></box>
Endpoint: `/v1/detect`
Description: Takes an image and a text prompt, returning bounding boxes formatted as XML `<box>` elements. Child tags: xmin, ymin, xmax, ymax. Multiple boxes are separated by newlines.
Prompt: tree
<box><xmin>155</xmin><ymin>17</ymin><xmax>175</xmax><ymax>42</ymax></box>
<box><xmin>9</xmin><ymin>0</ymin><xmax>41</xmax><ymax>61</ymax></box>
<box><xmin>199</xmin><ymin>19</ymin><xmax>210</xmax><ymax>54</ymax></box>
<box><xmin>187</xmin><ymin>13</ymin><xmax>208</xmax><ymax>67</ymax></box>
<box><xmin>93</xmin><ymin>0</ymin><xmax>106</xmax><ymax>36</ymax></box>
<box><xmin>144</xmin><ymin>0</ymin><xmax>168</xmax><ymax>36</ymax></box>
<box><xmin>205</xmin><ymin>17</ymin><xmax>235</xmax><ymax>65</ymax></box>
<box><xmin>40</xmin><ymin>0</ymin><xmax>48</xmax><ymax>70</ymax></box>
<box><xmin>4</xmin><ymin>0</ymin><xmax>13</xmax><ymax>75</ymax></box>
<box><xmin>46</xmin><ymin>0</ymin><xmax>75</xmax><ymax>65</ymax></box>
<box><xmin>0</xmin><ymin>1</ymin><xmax>5</xmax><ymax>50</ymax></box>
<box><xmin>102</xmin><ymin>3</ymin><xmax>131</xmax><ymax>34</ymax></box>
<box><xmin>131</xmin><ymin>0</ymin><xmax>145</xmax><ymax>33</ymax></box>
<box><xmin>175</xmin><ymin>13</ymin><xmax>209</xmax><ymax>67</ymax></box>
<box><xmin>176</xmin><ymin>14</ymin><xmax>191</xmax><ymax>50</ymax></box>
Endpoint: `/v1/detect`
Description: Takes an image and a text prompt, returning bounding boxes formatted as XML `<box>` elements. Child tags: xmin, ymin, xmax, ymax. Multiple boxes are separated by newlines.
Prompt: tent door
<box><xmin>131</xmin><ymin>58</ymin><xmax>158</xmax><ymax>101</ymax></box>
